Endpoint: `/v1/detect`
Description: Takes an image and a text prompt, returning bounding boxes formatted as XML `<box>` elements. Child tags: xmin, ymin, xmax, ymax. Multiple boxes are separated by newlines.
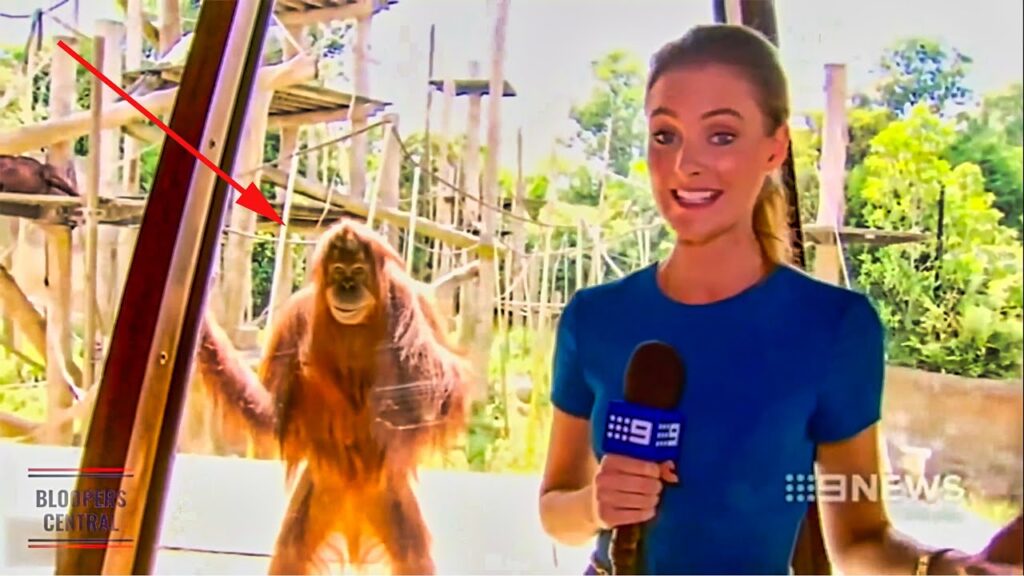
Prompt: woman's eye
<box><xmin>652</xmin><ymin>130</ymin><xmax>677</xmax><ymax>146</ymax></box>
<box><xmin>709</xmin><ymin>132</ymin><xmax>736</xmax><ymax>145</ymax></box>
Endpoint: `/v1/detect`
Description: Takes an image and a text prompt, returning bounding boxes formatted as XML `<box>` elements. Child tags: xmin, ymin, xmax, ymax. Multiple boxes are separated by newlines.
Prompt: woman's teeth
<box><xmin>671</xmin><ymin>189</ymin><xmax>722</xmax><ymax>207</ymax></box>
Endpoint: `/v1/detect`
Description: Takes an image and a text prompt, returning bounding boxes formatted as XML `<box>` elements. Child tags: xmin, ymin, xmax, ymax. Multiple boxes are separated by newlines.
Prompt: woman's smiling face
<box><xmin>644</xmin><ymin>63</ymin><xmax>789</xmax><ymax>247</ymax></box>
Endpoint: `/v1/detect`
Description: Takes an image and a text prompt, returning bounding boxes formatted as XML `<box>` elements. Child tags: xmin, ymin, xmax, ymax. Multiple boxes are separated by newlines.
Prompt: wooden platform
<box><xmin>802</xmin><ymin>224</ymin><xmax>929</xmax><ymax>247</ymax></box>
<box><xmin>274</xmin><ymin>0</ymin><xmax>401</xmax><ymax>27</ymax></box>
<box><xmin>428</xmin><ymin>79</ymin><xmax>518</xmax><ymax>98</ymax></box>
<box><xmin>0</xmin><ymin>192</ymin><xmax>357</xmax><ymax>231</ymax></box>
<box><xmin>123</xmin><ymin>65</ymin><xmax>391</xmax><ymax>130</ymax></box>
<box><xmin>0</xmin><ymin>442</ymin><xmax>1005</xmax><ymax>575</ymax></box>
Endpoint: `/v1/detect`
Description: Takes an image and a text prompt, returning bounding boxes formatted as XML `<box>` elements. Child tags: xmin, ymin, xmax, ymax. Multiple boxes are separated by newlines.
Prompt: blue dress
<box><xmin>551</xmin><ymin>263</ymin><xmax>886</xmax><ymax>574</ymax></box>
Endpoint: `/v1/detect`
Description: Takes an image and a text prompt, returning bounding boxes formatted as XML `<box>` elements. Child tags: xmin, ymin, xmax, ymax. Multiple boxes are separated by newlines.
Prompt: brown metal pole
<box><xmin>55</xmin><ymin>1</ymin><xmax>276</xmax><ymax>573</ymax></box>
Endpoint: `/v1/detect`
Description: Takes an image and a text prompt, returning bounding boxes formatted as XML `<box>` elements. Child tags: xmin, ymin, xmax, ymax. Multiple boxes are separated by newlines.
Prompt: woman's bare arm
<box><xmin>538</xmin><ymin>408</ymin><xmax>601</xmax><ymax>546</ymax></box>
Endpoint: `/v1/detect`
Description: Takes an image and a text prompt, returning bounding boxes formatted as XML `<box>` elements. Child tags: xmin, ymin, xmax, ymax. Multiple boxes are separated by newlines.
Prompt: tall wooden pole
<box><xmin>474</xmin><ymin>0</ymin><xmax>510</xmax><ymax>397</ymax></box>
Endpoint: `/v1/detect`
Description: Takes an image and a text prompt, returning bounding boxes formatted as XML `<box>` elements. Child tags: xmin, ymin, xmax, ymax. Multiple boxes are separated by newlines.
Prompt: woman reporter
<box><xmin>537</xmin><ymin>23</ymin><xmax>1022</xmax><ymax>575</ymax></box>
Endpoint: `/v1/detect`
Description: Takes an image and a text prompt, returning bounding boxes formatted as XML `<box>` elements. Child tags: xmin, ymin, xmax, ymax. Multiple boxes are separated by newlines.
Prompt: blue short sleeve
<box><xmin>550</xmin><ymin>292</ymin><xmax>595</xmax><ymax>419</ymax></box>
<box><xmin>809</xmin><ymin>294</ymin><xmax>887</xmax><ymax>443</ymax></box>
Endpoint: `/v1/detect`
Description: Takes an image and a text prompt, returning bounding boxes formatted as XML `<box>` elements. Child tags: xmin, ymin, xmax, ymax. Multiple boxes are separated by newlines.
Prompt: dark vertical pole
<box><xmin>934</xmin><ymin>184</ymin><xmax>945</xmax><ymax>290</ymax></box>
<box><xmin>712</xmin><ymin>2</ymin><xmax>825</xmax><ymax>575</ymax></box>
<box><xmin>712</xmin><ymin>0</ymin><xmax>807</xmax><ymax>270</ymax></box>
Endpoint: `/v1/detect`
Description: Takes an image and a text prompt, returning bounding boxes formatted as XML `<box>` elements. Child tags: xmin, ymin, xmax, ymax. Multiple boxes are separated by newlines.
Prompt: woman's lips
<box><xmin>671</xmin><ymin>188</ymin><xmax>723</xmax><ymax>208</ymax></box>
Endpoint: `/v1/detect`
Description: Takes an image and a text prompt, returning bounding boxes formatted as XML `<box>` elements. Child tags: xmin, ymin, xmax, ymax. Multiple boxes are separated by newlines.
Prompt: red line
<box><xmin>55</xmin><ymin>40</ymin><xmax>246</xmax><ymax>196</ymax></box>
<box><xmin>28</xmin><ymin>544</ymin><xmax>135</xmax><ymax>549</ymax></box>
<box><xmin>28</xmin><ymin>467</ymin><xmax>129</xmax><ymax>472</ymax></box>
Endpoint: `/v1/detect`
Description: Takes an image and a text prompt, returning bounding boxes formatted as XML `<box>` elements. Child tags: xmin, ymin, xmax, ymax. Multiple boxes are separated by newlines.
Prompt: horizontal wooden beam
<box><xmin>0</xmin><ymin>56</ymin><xmax>315</xmax><ymax>156</ymax></box>
<box><xmin>267</xmin><ymin>107</ymin><xmax>352</xmax><ymax>129</ymax></box>
<box><xmin>260</xmin><ymin>167</ymin><xmax>499</xmax><ymax>257</ymax></box>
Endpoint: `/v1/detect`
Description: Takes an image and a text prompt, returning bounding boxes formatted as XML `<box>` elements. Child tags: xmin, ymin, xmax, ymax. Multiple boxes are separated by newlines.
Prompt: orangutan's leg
<box><xmin>366</xmin><ymin>474</ymin><xmax>435</xmax><ymax>575</ymax></box>
<box><xmin>267</xmin><ymin>468</ymin><xmax>336</xmax><ymax>575</ymax></box>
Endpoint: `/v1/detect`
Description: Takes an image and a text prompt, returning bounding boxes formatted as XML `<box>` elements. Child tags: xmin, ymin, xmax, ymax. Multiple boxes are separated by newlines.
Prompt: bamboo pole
<box><xmin>158</xmin><ymin>0</ymin><xmax>182</xmax><ymax>55</ymax></box>
<box><xmin>462</xmin><ymin>60</ymin><xmax>483</xmax><ymax>227</ymax></box>
<box><xmin>405</xmin><ymin>164</ymin><xmax>422</xmax><ymax>274</ymax></box>
<box><xmin>349</xmin><ymin>11</ymin><xmax>372</xmax><ymax>200</ymax></box>
<box><xmin>813</xmin><ymin>63</ymin><xmax>848</xmax><ymax>285</ymax></box>
<box><xmin>376</xmin><ymin>114</ymin><xmax>402</xmax><ymax>249</ymax></box>
<box><xmin>43</xmin><ymin>36</ymin><xmax>77</xmax><ymax>445</ymax></box>
<box><xmin>421</xmin><ymin>25</ymin><xmax>435</xmax><ymax>275</ymax></box>
<box><xmin>266</xmin><ymin>144</ymin><xmax>302</xmax><ymax>330</ymax></box>
<box><xmin>83</xmin><ymin>35</ymin><xmax>104</xmax><ymax>407</ymax></box>
<box><xmin>474</xmin><ymin>0</ymin><xmax>510</xmax><ymax>397</ymax></box>
<box><xmin>434</xmin><ymin>78</ymin><xmax>456</xmax><ymax>276</ymax></box>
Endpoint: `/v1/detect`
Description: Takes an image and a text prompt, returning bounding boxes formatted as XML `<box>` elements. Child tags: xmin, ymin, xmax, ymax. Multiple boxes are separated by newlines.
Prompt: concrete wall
<box><xmin>881</xmin><ymin>365</ymin><xmax>1024</xmax><ymax>504</ymax></box>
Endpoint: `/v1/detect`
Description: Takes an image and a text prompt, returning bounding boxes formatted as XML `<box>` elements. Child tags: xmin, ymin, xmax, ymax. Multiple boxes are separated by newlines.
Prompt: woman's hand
<box><xmin>591</xmin><ymin>454</ymin><xmax>679</xmax><ymax>529</ymax></box>
<box><xmin>927</xmin><ymin>550</ymin><xmax>1022</xmax><ymax>575</ymax></box>
<box><xmin>928</xmin><ymin>516</ymin><xmax>1023</xmax><ymax>575</ymax></box>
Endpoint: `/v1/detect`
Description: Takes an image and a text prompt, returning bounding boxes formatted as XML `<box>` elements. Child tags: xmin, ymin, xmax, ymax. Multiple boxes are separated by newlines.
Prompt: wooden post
<box><xmin>421</xmin><ymin>26</ymin><xmax>436</xmax><ymax>276</ymax></box>
<box><xmin>349</xmin><ymin>12</ymin><xmax>371</xmax><ymax>200</ymax></box>
<box><xmin>472</xmin><ymin>0</ymin><xmax>509</xmax><ymax>394</ymax></box>
<box><xmin>217</xmin><ymin>50</ymin><xmax>316</xmax><ymax>343</ymax></box>
<box><xmin>83</xmin><ymin>34</ymin><xmax>104</xmax><ymax>406</ymax></box>
<box><xmin>376</xmin><ymin>113</ymin><xmax>402</xmax><ymax>249</ymax></box>
<box><xmin>405</xmin><ymin>163</ymin><xmax>422</xmax><ymax>273</ymax></box>
<box><xmin>509</xmin><ymin>128</ymin><xmax>528</xmax><ymax>330</ymax></box>
<box><xmin>43</xmin><ymin>35</ymin><xmax>77</xmax><ymax>445</ymax></box>
<box><xmin>96</xmin><ymin>20</ymin><xmax>125</xmax><ymax>337</ymax></box>
<box><xmin>118</xmin><ymin>0</ymin><xmax>144</xmax><ymax>319</ymax></box>
<box><xmin>218</xmin><ymin>89</ymin><xmax>273</xmax><ymax>343</ymax></box>
<box><xmin>159</xmin><ymin>0</ymin><xmax>182</xmax><ymax>56</ymax></box>
<box><xmin>813</xmin><ymin>63</ymin><xmax>848</xmax><ymax>285</ymax></box>
<box><xmin>462</xmin><ymin>61</ymin><xmax>483</xmax><ymax>227</ymax></box>
<box><xmin>265</xmin><ymin>23</ymin><xmax>306</xmax><ymax>320</ymax></box>
<box><xmin>434</xmin><ymin>79</ymin><xmax>457</xmax><ymax>276</ymax></box>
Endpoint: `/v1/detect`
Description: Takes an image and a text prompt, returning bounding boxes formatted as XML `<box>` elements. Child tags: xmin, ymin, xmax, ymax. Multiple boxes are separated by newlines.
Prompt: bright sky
<box><xmin>2</xmin><ymin>0</ymin><xmax>1022</xmax><ymax>171</ymax></box>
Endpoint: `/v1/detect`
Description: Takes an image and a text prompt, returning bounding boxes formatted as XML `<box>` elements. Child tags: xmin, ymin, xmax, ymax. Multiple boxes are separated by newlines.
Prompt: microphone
<box><xmin>604</xmin><ymin>340</ymin><xmax>686</xmax><ymax>575</ymax></box>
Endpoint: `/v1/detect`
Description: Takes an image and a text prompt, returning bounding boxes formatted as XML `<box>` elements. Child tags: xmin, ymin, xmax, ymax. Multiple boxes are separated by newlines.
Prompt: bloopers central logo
<box><xmin>25</xmin><ymin>467</ymin><xmax>133</xmax><ymax>550</ymax></box>
<box><xmin>784</xmin><ymin>472</ymin><xmax>967</xmax><ymax>504</ymax></box>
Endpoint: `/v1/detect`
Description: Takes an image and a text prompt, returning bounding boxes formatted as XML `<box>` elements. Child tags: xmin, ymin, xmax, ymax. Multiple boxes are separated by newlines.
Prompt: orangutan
<box><xmin>0</xmin><ymin>154</ymin><xmax>77</xmax><ymax>196</ymax></box>
<box><xmin>194</xmin><ymin>218</ymin><xmax>474</xmax><ymax>575</ymax></box>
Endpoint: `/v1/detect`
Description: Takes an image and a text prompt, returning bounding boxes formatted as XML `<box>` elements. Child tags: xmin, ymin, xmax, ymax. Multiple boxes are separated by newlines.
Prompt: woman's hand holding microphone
<box><xmin>590</xmin><ymin>454</ymin><xmax>679</xmax><ymax>529</ymax></box>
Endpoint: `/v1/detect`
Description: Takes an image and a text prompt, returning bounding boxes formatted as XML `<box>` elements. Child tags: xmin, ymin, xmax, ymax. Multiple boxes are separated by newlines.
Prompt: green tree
<box><xmin>567</xmin><ymin>50</ymin><xmax>647</xmax><ymax>178</ymax></box>
<box><xmin>945</xmin><ymin>83</ymin><xmax>1024</xmax><ymax>231</ymax></box>
<box><xmin>854</xmin><ymin>104</ymin><xmax>1023</xmax><ymax>378</ymax></box>
<box><xmin>871</xmin><ymin>37</ymin><xmax>973</xmax><ymax>118</ymax></box>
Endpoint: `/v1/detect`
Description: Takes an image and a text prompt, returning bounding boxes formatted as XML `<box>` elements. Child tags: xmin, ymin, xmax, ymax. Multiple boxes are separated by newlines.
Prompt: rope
<box><xmin>0</xmin><ymin>0</ymin><xmax>69</xmax><ymax>19</ymax></box>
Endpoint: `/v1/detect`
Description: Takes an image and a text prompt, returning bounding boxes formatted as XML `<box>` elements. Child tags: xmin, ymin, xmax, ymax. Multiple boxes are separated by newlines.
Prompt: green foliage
<box><xmin>854</xmin><ymin>105</ymin><xmax>1023</xmax><ymax>378</ymax></box>
<box><xmin>945</xmin><ymin>83</ymin><xmax>1024</xmax><ymax>232</ymax></box>
<box><xmin>872</xmin><ymin>37</ymin><xmax>973</xmax><ymax>118</ymax></box>
<box><xmin>568</xmin><ymin>50</ymin><xmax>648</xmax><ymax>177</ymax></box>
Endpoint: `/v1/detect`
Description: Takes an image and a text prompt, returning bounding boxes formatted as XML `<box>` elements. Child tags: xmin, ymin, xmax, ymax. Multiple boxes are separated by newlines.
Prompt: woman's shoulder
<box><xmin>773</xmin><ymin>265</ymin><xmax>882</xmax><ymax>329</ymax></box>
<box><xmin>569</xmin><ymin>265</ymin><xmax>656</xmax><ymax>307</ymax></box>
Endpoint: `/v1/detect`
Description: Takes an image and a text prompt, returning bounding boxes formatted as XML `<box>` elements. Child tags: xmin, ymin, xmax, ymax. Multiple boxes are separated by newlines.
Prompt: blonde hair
<box><xmin>753</xmin><ymin>176</ymin><xmax>793</xmax><ymax>265</ymax></box>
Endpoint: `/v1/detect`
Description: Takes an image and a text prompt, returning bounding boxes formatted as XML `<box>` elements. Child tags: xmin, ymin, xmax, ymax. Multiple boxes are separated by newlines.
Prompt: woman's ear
<box><xmin>767</xmin><ymin>123</ymin><xmax>790</xmax><ymax>171</ymax></box>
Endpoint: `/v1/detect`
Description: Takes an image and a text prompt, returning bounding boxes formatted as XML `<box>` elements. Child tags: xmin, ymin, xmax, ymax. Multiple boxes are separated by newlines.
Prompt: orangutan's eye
<box><xmin>709</xmin><ymin>132</ymin><xmax>736</xmax><ymax>146</ymax></box>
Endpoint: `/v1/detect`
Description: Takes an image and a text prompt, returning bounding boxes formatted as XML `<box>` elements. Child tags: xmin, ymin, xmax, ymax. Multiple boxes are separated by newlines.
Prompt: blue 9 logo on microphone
<box><xmin>602</xmin><ymin>400</ymin><xmax>684</xmax><ymax>462</ymax></box>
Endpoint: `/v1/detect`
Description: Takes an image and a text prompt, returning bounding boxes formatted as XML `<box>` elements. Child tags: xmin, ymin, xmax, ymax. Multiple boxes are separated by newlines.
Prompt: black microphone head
<box><xmin>623</xmin><ymin>340</ymin><xmax>685</xmax><ymax>409</ymax></box>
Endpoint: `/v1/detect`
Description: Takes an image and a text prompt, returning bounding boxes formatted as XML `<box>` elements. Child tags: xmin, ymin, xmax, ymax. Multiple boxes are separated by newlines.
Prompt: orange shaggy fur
<box><xmin>194</xmin><ymin>219</ymin><xmax>474</xmax><ymax>574</ymax></box>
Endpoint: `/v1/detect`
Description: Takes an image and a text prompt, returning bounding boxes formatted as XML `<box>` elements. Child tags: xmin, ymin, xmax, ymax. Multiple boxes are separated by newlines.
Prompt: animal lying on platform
<box><xmin>195</xmin><ymin>218</ymin><xmax>474</xmax><ymax>575</ymax></box>
<box><xmin>0</xmin><ymin>154</ymin><xmax>78</xmax><ymax>196</ymax></box>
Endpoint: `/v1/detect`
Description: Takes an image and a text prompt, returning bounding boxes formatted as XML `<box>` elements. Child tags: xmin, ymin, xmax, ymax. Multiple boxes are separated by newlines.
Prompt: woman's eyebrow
<box><xmin>701</xmin><ymin>107</ymin><xmax>743</xmax><ymax>120</ymax></box>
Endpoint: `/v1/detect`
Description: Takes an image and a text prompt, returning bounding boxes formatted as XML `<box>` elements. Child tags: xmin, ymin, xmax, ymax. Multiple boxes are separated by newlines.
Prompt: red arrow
<box><xmin>58</xmin><ymin>40</ymin><xmax>284</xmax><ymax>225</ymax></box>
